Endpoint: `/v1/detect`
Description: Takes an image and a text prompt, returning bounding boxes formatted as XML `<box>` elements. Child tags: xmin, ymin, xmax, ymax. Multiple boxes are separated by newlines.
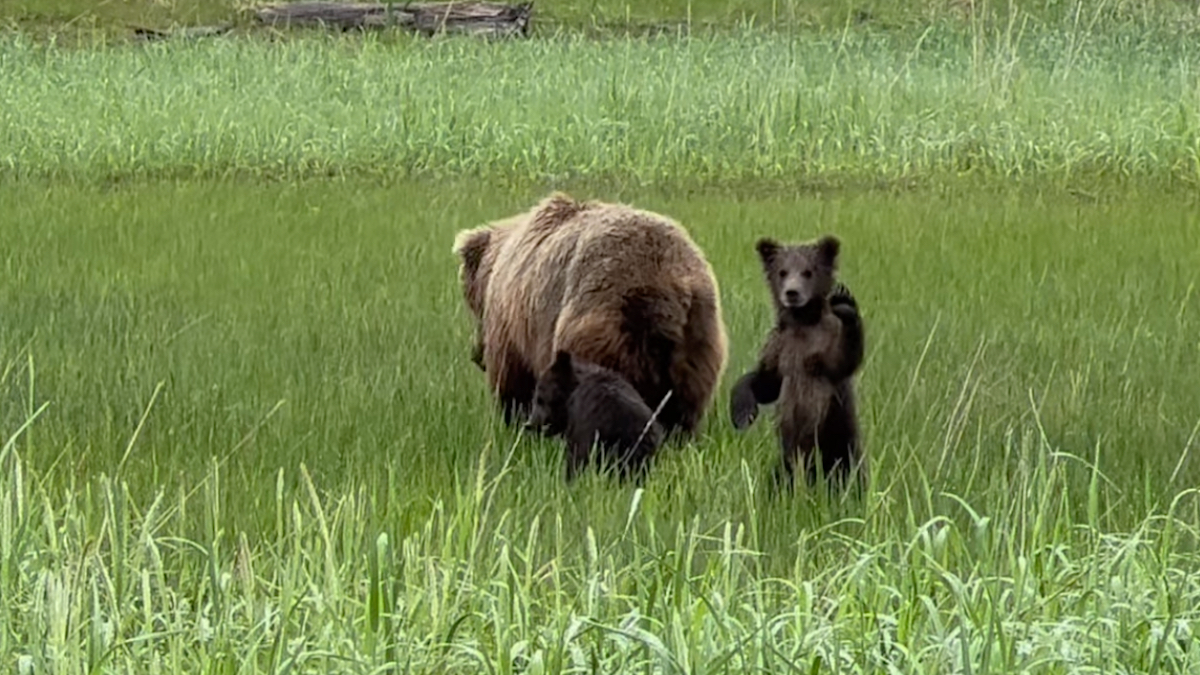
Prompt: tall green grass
<box><xmin>2</xmin><ymin>179</ymin><xmax>1199</xmax><ymax>670</ymax></box>
<box><xmin>3</xmin><ymin>436</ymin><xmax>1199</xmax><ymax>673</ymax></box>
<box><xmin>2</xmin><ymin>25</ymin><xmax>1200</xmax><ymax>186</ymax></box>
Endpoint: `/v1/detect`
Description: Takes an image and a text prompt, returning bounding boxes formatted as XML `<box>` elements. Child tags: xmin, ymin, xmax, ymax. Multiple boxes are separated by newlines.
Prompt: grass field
<box><xmin>4</xmin><ymin>0</ymin><xmax>1200</xmax><ymax>671</ymax></box>
<box><xmin>4</xmin><ymin>179</ymin><xmax>1199</xmax><ymax>671</ymax></box>
<box><xmin>3</xmin><ymin>27</ymin><xmax>1200</xmax><ymax>187</ymax></box>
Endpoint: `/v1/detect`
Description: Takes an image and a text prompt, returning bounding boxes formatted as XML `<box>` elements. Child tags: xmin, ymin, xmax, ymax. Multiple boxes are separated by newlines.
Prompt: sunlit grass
<box><xmin>2</xmin><ymin>25</ymin><xmax>1199</xmax><ymax>186</ymax></box>
<box><xmin>4</xmin><ymin>435</ymin><xmax>1200</xmax><ymax>673</ymax></box>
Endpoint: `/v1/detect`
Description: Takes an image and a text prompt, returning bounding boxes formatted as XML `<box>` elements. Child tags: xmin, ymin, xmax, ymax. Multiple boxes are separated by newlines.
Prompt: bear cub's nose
<box><xmin>784</xmin><ymin>289</ymin><xmax>800</xmax><ymax>304</ymax></box>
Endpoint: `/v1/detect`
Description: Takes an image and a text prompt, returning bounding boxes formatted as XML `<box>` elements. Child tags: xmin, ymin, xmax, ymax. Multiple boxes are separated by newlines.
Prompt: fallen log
<box><xmin>253</xmin><ymin>1</ymin><xmax>533</xmax><ymax>37</ymax></box>
<box><xmin>131</xmin><ymin>24</ymin><xmax>233</xmax><ymax>41</ymax></box>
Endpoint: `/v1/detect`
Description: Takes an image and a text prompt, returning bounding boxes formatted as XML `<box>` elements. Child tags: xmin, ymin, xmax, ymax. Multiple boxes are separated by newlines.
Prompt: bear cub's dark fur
<box><xmin>730</xmin><ymin>235</ymin><xmax>866</xmax><ymax>489</ymax></box>
<box><xmin>528</xmin><ymin>350</ymin><xmax>665</xmax><ymax>481</ymax></box>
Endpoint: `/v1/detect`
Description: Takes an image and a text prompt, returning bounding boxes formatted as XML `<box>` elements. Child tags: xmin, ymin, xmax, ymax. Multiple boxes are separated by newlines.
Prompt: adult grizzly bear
<box><xmin>730</xmin><ymin>236</ymin><xmax>866</xmax><ymax>489</ymax></box>
<box><xmin>453</xmin><ymin>192</ymin><xmax>728</xmax><ymax>437</ymax></box>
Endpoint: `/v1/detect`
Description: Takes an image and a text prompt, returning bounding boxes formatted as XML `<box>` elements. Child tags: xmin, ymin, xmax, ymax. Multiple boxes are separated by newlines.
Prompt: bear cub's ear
<box><xmin>755</xmin><ymin>238</ymin><xmax>781</xmax><ymax>265</ymax></box>
<box><xmin>552</xmin><ymin>350</ymin><xmax>574</xmax><ymax>371</ymax></box>
<box><xmin>816</xmin><ymin>235</ymin><xmax>840</xmax><ymax>266</ymax></box>
<box><xmin>550</xmin><ymin>350</ymin><xmax>576</xmax><ymax>382</ymax></box>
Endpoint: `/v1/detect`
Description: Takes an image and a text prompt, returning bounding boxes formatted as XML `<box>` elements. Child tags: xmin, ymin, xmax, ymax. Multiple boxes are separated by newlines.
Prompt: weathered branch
<box><xmin>131</xmin><ymin>24</ymin><xmax>233</xmax><ymax>41</ymax></box>
<box><xmin>253</xmin><ymin>1</ymin><xmax>533</xmax><ymax>37</ymax></box>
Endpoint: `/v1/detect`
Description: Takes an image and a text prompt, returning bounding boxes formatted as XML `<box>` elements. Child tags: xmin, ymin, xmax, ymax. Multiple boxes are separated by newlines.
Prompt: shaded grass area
<box><xmin>2</xmin><ymin>178</ymin><xmax>1199</xmax><ymax>671</ymax></box>
<box><xmin>3</xmin><ymin>27</ymin><xmax>1200</xmax><ymax>188</ymax></box>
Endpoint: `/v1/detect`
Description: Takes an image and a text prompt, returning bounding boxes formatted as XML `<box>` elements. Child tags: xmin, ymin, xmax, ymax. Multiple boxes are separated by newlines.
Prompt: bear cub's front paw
<box><xmin>730</xmin><ymin>381</ymin><xmax>760</xmax><ymax>430</ymax></box>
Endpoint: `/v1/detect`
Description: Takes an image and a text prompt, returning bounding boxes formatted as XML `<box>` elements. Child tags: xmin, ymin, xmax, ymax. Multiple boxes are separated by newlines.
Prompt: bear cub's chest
<box><xmin>776</xmin><ymin>316</ymin><xmax>837</xmax><ymax>379</ymax></box>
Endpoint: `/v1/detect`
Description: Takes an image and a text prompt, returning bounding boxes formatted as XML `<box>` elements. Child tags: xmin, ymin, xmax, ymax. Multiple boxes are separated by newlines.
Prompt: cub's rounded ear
<box><xmin>816</xmin><ymin>235</ymin><xmax>841</xmax><ymax>265</ymax></box>
<box><xmin>549</xmin><ymin>350</ymin><xmax>577</xmax><ymax>385</ymax></box>
<box><xmin>755</xmin><ymin>238</ymin><xmax>780</xmax><ymax>264</ymax></box>
<box><xmin>452</xmin><ymin>228</ymin><xmax>491</xmax><ymax>279</ymax></box>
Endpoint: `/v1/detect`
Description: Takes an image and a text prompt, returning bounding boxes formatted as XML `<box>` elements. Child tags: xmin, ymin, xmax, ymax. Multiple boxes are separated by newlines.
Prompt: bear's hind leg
<box><xmin>816</xmin><ymin>410</ymin><xmax>864</xmax><ymax>493</ymax></box>
<box><xmin>489</xmin><ymin>349</ymin><xmax>537</xmax><ymax>426</ymax></box>
<box><xmin>663</xmin><ymin>290</ymin><xmax>727</xmax><ymax>438</ymax></box>
<box><xmin>563</xmin><ymin>438</ymin><xmax>589</xmax><ymax>481</ymax></box>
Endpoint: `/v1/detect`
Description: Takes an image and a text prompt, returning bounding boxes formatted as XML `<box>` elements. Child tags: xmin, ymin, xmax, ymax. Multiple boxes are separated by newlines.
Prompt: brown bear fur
<box><xmin>527</xmin><ymin>350</ymin><xmax>665</xmax><ymax>482</ymax></box>
<box><xmin>729</xmin><ymin>235</ymin><xmax>866</xmax><ymax>489</ymax></box>
<box><xmin>453</xmin><ymin>192</ymin><xmax>728</xmax><ymax>437</ymax></box>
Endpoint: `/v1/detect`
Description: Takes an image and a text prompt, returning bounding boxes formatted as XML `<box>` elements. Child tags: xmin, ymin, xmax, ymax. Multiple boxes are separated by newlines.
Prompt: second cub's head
<box><xmin>755</xmin><ymin>235</ymin><xmax>840</xmax><ymax>313</ymax></box>
<box><xmin>527</xmin><ymin>351</ymin><xmax>579</xmax><ymax>436</ymax></box>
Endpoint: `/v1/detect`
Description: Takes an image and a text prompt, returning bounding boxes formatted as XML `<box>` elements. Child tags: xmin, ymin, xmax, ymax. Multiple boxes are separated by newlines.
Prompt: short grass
<box><xmin>3</xmin><ymin>178</ymin><xmax>1199</xmax><ymax>671</ymax></box>
<box><xmin>3</xmin><ymin>25</ymin><xmax>1200</xmax><ymax>188</ymax></box>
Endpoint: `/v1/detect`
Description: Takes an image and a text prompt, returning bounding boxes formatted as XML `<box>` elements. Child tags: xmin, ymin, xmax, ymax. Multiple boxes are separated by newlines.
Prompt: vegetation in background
<box><xmin>3</xmin><ymin>24</ymin><xmax>1200</xmax><ymax>188</ymax></box>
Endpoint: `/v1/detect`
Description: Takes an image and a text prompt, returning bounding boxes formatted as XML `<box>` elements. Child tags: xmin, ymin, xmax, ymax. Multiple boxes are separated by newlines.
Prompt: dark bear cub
<box><xmin>730</xmin><ymin>235</ymin><xmax>866</xmax><ymax>489</ymax></box>
<box><xmin>528</xmin><ymin>350</ymin><xmax>665</xmax><ymax>482</ymax></box>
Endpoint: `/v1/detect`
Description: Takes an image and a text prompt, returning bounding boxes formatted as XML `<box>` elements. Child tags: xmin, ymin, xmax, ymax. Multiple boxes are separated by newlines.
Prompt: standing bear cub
<box><xmin>730</xmin><ymin>235</ymin><xmax>866</xmax><ymax>489</ymax></box>
<box><xmin>527</xmin><ymin>350</ymin><xmax>665</xmax><ymax>482</ymax></box>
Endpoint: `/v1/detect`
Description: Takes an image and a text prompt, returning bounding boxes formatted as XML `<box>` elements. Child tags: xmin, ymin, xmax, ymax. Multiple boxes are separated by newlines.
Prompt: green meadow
<box><xmin>3</xmin><ymin>2</ymin><xmax>1200</xmax><ymax>672</ymax></box>
<box><xmin>3</xmin><ymin>27</ymin><xmax>1200</xmax><ymax>185</ymax></box>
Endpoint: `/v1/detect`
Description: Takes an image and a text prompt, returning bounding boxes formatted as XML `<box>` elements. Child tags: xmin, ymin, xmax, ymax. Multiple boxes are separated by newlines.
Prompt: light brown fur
<box><xmin>453</xmin><ymin>192</ymin><xmax>728</xmax><ymax>436</ymax></box>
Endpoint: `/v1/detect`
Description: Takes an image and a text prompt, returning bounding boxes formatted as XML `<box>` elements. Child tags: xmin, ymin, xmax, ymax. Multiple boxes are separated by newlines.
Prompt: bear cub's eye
<box><xmin>778</xmin><ymin>270</ymin><xmax>788</xmax><ymax>279</ymax></box>
<box><xmin>802</xmin><ymin>270</ymin><xmax>813</xmax><ymax>279</ymax></box>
